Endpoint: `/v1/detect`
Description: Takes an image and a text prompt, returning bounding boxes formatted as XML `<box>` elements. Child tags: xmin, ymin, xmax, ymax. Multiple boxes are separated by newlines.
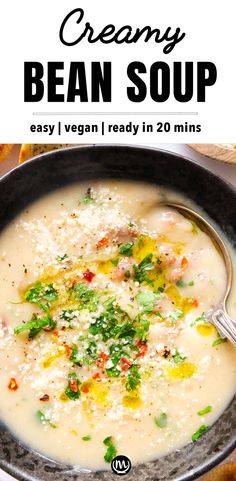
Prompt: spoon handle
<box><xmin>211</xmin><ymin>308</ymin><xmax>236</xmax><ymax>347</ymax></box>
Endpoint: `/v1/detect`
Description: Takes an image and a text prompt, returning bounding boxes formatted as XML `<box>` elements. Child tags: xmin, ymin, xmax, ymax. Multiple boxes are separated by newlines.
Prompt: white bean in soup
<box><xmin>0</xmin><ymin>180</ymin><xmax>235</xmax><ymax>469</ymax></box>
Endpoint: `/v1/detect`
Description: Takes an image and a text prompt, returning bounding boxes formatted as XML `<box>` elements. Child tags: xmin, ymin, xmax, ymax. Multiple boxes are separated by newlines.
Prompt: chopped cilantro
<box><xmin>25</xmin><ymin>282</ymin><xmax>58</xmax><ymax>304</ymax></box>
<box><xmin>70</xmin><ymin>348</ymin><xmax>83</xmax><ymax>366</ymax></box>
<box><xmin>135</xmin><ymin>316</ymin><xmax>150</xmax><ymax>341</ymax></box>
<box><xmin>56</xmin><ymin>254</ymin><xmax>68</xmax><ymax>262</ymax></box>
<box><xmin>65</xmin><ymin>373</ymin><xmax>81</xmax><ymax>400</ymax></box>
<box><xmin>190</xmin><ymin>312</ymin><xmax>205</xmax><ymax>327</ymax></box>
<box><xmin>83</xmin><ymin>188</ymin><xmax>94</xmax><ymax>204</ymax></box>
<box><xmin>154</xmin><ymin>413</ymin><xmax>167</xmax><ymax>428</ymax></box>
<box><xmin>15</xmin><ymin>313</ymin><xmax>56</xmax><ymax>339</ymax></box>
<box><xmin>106</xmin><ymin>367</ymin><xmax>121</xmax><ymax>377</ymax></box>
<box><xmin>35</xmin><ymin>410</ymin><xmax>57</xmax><ymax>428</ymax></box>
<box><xmin>119</xmin><ymin>242</ymin><xmax>134</xmax><ymax>257</ymax></box>
<box><xmin>70</xmin><ymin>283</ymin><xmax>98</xmax><ymax>312</ymax></box>
<box><xmin>212</xmin><ymin>337</ymin><xmax>227</xmax><ymax>347</ymax></box>
<box><xmin>177</xmin><ymin>280</ymin><xmax>194</xmax><ymax>288</ymax></box>
<box><xmin>125</xmin><ymin>270</ymin><xmax>131</xmax><ymax>278</ymax></box>
<box><xmin>109</xmin><ymin>344</ymin><xmax>125</xmax><ymax>365</ymax></box>
<box><xmin>60</xmin><ymin>309</ymin><xmax>77</xmax><ymax>327</ymax></box>
<box><xmin>82</xmin><ymin>435</ymin><xmax>91</xmax><ymax>441</ymax></box>
<box><xmin>126</xmin><ymin>364</ymin><xmax>141</xmax><ymax>391</ymax></box>
<box><xmin>192</xmin><ymin>424</ymin><xmax>208</xmax><ymax>441</ymax></box>
<box><xmin>136</xmin><ymin>290</ymin><xmax>159</xmax><ymax>314</ymax></box>
<box><xmin>70</xmin><ymin>340</ymin><xmax>97</xmax><ymax>366</ymax></box>
<box><xmin>197</xmin><ymin>405</ymin><xmax>212</xmax><ymax>416</ymax></box>
<box><xmin>111</xmin><ymin>258</ymin><xmax>119</xmax><ymax>267</ymax></box>
<box><xmin>103</xmin><ymin>436</ymin><xmax>117</xmax><ymax>463</ymax></box>
<box><xmin>86</xmin><ymin>341</ymin><xmax>97</xmax><ymax>359</ymax></box>
<box><xmin>169</xmin><ymin>309</ymin><xmax>184</xmax><ymax>324</ymax></box>
<box><xmin>172</xmin><ymin>350</ymin><xmax>186</xmax><ymax>364</ymax></box>
<box><xmin>133</xmin><ymin>254</ymin><xmax>155</xmax><ymax>285</ymax></box>
<box><xmin>89</xmin><ymin>301</ymin><xmax>135</xmax><ymax>342</ymax></box>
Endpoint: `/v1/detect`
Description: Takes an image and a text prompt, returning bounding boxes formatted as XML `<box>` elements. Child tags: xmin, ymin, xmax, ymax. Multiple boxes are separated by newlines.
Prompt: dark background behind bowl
<box><xmin>0</xmin><ymin>145</ymin><xmax>235</xmax><ymax>481</ymax></box>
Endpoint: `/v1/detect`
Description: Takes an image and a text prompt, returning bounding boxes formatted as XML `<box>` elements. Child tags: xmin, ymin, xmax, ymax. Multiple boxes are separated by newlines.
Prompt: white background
<box><xmin>0</xmin><ymin>0</ymin><xmax>235</xmax><ymax>142</ymax></box>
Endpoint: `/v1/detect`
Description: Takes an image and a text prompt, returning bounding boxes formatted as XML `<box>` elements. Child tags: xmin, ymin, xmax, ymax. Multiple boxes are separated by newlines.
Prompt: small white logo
<box><xmin>111</xmin><ymin>455</ymin><xmax>132</xmax><ymax>475</ymax></box>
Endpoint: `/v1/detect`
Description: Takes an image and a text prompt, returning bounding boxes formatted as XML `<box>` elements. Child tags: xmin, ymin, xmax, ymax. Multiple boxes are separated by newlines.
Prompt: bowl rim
<box><xmin>1</xmin><ymin>143</ymin><xmax>236</xmax><ymax>194</ymax></box>
<box><xmin>0</xmin><ymin>143</ymin><xmax>235</xmax><ymax>481</ymax></box>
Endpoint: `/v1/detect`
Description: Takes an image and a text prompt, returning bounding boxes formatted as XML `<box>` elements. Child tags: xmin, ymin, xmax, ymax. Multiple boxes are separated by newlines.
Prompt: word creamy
<box><xmin>59</xmin><ymin>8</ymin><xmax>185</xmax><ymax>54</ymax></box>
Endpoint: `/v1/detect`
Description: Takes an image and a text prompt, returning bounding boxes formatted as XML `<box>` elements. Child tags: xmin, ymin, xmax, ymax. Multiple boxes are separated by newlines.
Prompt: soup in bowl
<box><xmin>0</xmin><ymin>145</ymin><xmax>235</xmax><ymax>481</ymax></box>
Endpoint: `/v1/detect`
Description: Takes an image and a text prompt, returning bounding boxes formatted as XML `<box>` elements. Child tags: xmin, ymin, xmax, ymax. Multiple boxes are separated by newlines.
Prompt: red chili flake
<box><xmin>39</xmin><ymin>394</ymin><xmax>50</xmax><ymax>402</ymax></box>
<box><xmin>120</xmin><ymin>357</ymin><xmax>133</xmax><ymax>371</ymax></box>
<box><xmin>53</xmin><ymin>330</ymin><xmax>59</xmax><ymax>337</ymax></box>
<box><xmin>8</xmin><ymin>377</ymin><xmax>18</xmax><ymax>391</ymax></box>
<box><xmin>96</xmin><ymin>352</ymin><xmax>109</xmax><ymax>369</ymax></box>
<box><xmin>81</xmin><ymin>386</ymin><xmax>89</xmax><ymax>393</ymax></box>
<box><xmin>83</xmin><ymin>269</ymin><xmax>95</xmax><ymax>282</ymax></box>
<box><xmin>92</xmin><ymin>372</ymin><xmax>102</xmax><ymax>382</ymax></box>
<box><xmin>181</xmin><ymin>256</ymin><xmax>188</xmax><ymax>268</ymax></box>
<box><xmin>69</xmin><ymin>378</ymin><xmax>78</xmax><ymax>393</ymax></box>
<box><xmin>136</xmin><ymin>340</ymin><xmax>148</xmax><ymax>358</ymax></box>
<box><xmin>64</xmin><ymin>344</ymin><xmax>72</xmax><ymax>359</ymax></box>
<box><xmin>43</xmin><ymin>326</ymin><xmax>52</xmax><ymax>332</ymax></box>
<box><xmin>97</xmin><ymin>236</ymin><xmax>109</xmax><ymax>248</ymax></box>
<box><xmin>192</xmin><ymin>298</ymin><xmax>199</xmax><ymax>308</ymax></box>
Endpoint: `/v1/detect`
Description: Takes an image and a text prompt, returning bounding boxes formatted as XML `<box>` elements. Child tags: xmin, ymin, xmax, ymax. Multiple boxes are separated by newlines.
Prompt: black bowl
<box><xmin>0</xmin><ymin>145</ymin><xmax>235</xmax><ymax>481</ymax></box>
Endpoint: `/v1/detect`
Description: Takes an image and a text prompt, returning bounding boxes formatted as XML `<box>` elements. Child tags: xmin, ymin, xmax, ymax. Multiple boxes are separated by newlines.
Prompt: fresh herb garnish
<box><xmin>133</xmin><ymin>254</ymin><xmax>155</xmax><ymax>285</ymax></box>
<box><xmin>176</xmin><ymin>280</ymin><xmax>194</xmax><ymax>288</ymax></box>
<box><xmin>135</xmin><ymin>316</ymin><xmax>150</xmax><ymax>341</ymax></box>
<box><xmin>212</xmin><ymin>337</ymin><xmax>227</xmax><ymax>347</ymax></box>
<box><xmin>136</xmin><ymin>290</ymin><xmax>160</xmax><ymax>314</ymax></box>
<box><xmin>70</xmin><ymin>339</ymin><xmax>98</xmax><ymax>366</ymax></box>
<box><xmin>82</xmin><ymin>435</ymin><xmax>91</xmax><ymax>441</ymax></box>
<box><xmin>60</xmin><ymin>309</ymin><xmax>78</xmax><ymax>327</ymax></box>
<box><xmin>172</xmin><ymin>350</ymin><xmax>186</xmax><ymax>364</ymax></box>
<box><xmin>25</xmin><ymin>282</ymin><xmax>58</xmax><ymax>304</ymax></box>
<box><xmin>126</xmin><ymin>364</ymin><xmax>141</xmax><ymax>391</ymax></box>
<box><xmin>154</xmin><ymin>413</ymin><xmax>167</xmax><ymax>428</ymax></box>
<box><xmin>70</xmin><ymin>283</ymin><xmax>98</xmax><ymax>312</ymax></box>
<box><xmin>65</xmin><ymin>373</ymin><xmax>81</xmax><ymax>400</ymax></box>
<box><xmin>89</xmin><ymin>299</ymin><xmax>135</xmax><ymax>342</ymax></box>
<box><xmin>36</xmin><ymin>410</ymin><xmax>57</xmax><ymax>428</ymax></box>
<box><xmin>56</xmin><ymin>254</ymin><xmax>68</xmax><ymax>262</ymax></box>
<box><xmin>86</xmin><ymin>341</ymin><xmax>98</xmax><ymax>359</ymax></box>
<box><xmin>190</xmin><ymin>312</ymin><xmax>205</xmax><ymax>327</ymax></box>
<box><xmin>103</xmin><ymin>436</ymin><xmax>117</xmax><ymax>463</ymax></box>
<box><xmin>192</xmin><ymin>424</ymin><xmax>208</xmax><ymax>441</ymax></box>
<box><xmin>106</xmin><ymin>366</ymin><xmax>121</xmax><ymax>377</ymax></box>
<box><xmin>70</xmin><ymin>348</ymin><xmax>83</xmax><ymax>366</ymax></box>
<box><xmin>119</xmin><ymin>242</ymin><xmax>134</xmax><ymax>257</ymax></box>
<box><xmin>111</xmin><ymin>258</ymin><xmax>119</xmax><ymax>267</ymax></box>
<box><xmin>169</xmin><ymin>309</ymin><xmax>184</xmax><ymax>324</ymax></box>
<box><xmin>83</xmin><ymin>188</ymin><xmax>94</xmax><ymax>204</ymax></box>
<box><xmin>14</xmin><ymin>313</ymin><xmax>56</xmax><ymax>339</ymax></box>
<box><xmin>197</xmin><ymin>405</ymin><xmax>212</xmax><ymax>416</ymax></box>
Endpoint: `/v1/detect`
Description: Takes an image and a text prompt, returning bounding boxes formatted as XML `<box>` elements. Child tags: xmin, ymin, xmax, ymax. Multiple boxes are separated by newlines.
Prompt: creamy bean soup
<box><xmin>0</xmin><ymin>181</ymin><xmax>236</xmax><ymax>469</ymax></box>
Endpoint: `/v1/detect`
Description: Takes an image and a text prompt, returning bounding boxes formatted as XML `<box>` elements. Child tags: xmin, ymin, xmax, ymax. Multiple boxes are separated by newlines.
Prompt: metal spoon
<box><xmin>162</xmin><ymin>202</ymin><xmax>236</xmax><ymax>347</ymax></box>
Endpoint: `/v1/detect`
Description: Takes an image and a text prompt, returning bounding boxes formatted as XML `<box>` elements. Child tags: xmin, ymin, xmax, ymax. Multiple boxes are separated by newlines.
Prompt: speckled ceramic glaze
<box><xmin>0</xmin><ymin>145</ymin><xmax>235</xmax><ymax>481</ymax></box>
